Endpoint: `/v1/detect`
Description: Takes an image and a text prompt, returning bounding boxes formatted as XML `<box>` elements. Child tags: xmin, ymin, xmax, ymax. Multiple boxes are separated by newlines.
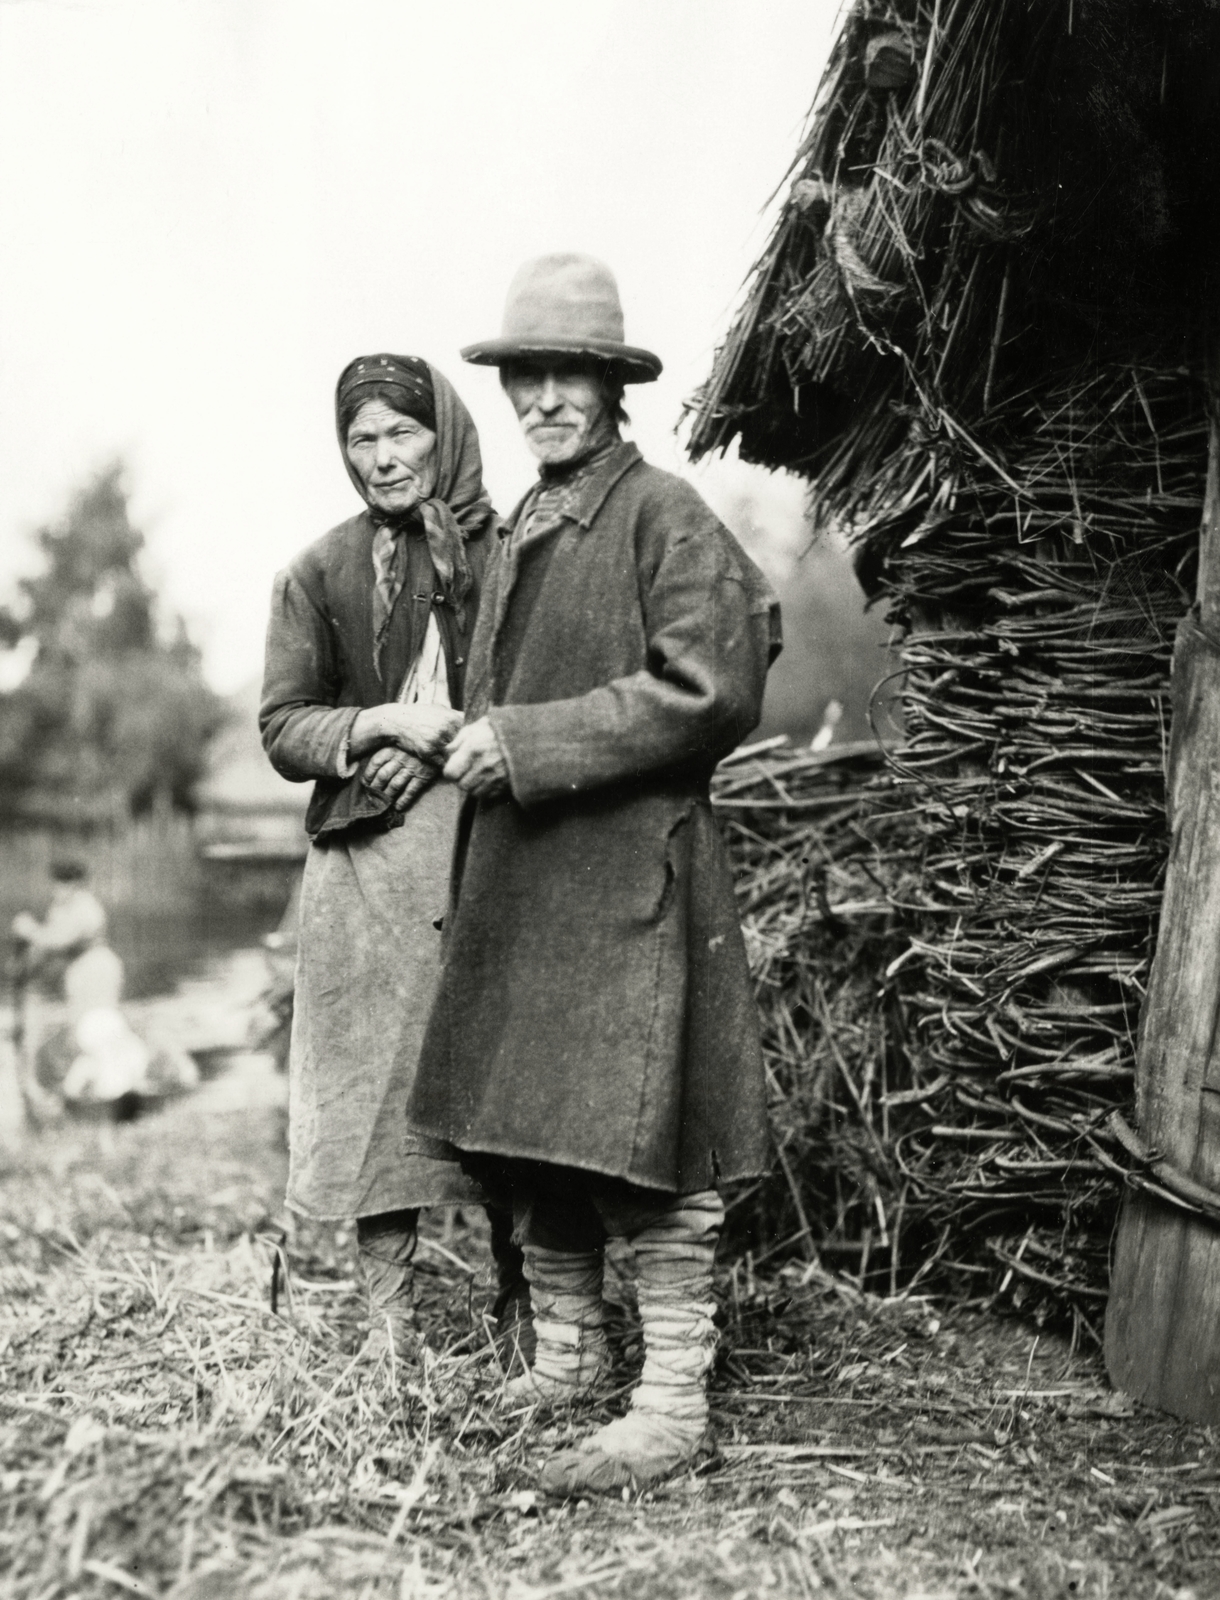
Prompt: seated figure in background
<box><xmin>11</xmin><ymin>859</ymin><xmax>151</xmax><ymax>1117</ymax></box>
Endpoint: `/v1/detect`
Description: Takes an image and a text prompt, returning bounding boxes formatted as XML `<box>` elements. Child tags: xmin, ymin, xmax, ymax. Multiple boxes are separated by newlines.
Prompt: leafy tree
<box><xmin>0</xmin><ymin>464</ymin><xmax>227</xmax><ymax>824</ymax></box>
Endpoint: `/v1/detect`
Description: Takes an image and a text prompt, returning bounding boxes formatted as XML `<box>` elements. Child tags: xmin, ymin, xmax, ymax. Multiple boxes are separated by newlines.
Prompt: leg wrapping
<box><xmin>356</xmin><ymin>1209</ymin><xmax>420</xmax><ymax>1362</ymax></box>
<box><xmin>539</xmin><ymin>1190</ymin><xmax>723</xmax><ymax>1492</ymax></box>
<box><xmin>506</xmin><ymin>1244</ymin><xmax>608</xmax><ymax>1404</ymax></box>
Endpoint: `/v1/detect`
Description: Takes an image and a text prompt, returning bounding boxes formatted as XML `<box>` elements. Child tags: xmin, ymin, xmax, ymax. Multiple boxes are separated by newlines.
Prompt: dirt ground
<box><xmin>2</xmin><ymin>1060</ymin><xmax>1217</xmax><ymax>1600</ymax></box>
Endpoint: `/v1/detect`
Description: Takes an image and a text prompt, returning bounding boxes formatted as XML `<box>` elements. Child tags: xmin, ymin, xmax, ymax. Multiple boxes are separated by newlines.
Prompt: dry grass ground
<box><xmin>2</xmin><ymin>1064</ymin><xmax>1218</xmax><ymax>1600</ymax></box>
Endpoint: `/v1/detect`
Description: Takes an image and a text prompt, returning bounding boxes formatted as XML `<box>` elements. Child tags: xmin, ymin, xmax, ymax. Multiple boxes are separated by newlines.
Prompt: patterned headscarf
<box><xmin>337</xmin><ymin>353</ymin><xmax>435</xmax><ymax>433</ymax></box>
<box><xmin>335</xmin><ymin>355</ymin><xmax>496</xmax><ymax>660</ymax></box>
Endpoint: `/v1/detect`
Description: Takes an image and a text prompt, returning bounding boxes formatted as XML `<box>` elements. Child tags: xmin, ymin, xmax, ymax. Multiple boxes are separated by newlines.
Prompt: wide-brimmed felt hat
<box><xmin>462</xmin><ymin>253</ymin><xmax>662</xmax><ymax>383</ymax></box>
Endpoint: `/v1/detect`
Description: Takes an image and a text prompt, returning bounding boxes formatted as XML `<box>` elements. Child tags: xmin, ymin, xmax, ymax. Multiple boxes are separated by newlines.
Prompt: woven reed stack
<box><xmin>696</xmin><ymin>0</ymin><xmax>1220</xmax><ymax>1328</ymax></box>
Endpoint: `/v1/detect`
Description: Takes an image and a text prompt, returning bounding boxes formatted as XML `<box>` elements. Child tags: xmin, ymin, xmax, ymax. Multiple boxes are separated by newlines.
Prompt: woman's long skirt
<box><xmin>287</xmin><ymin>780</ymin><xmax>480</xmax><ymax>1219</ymax></box>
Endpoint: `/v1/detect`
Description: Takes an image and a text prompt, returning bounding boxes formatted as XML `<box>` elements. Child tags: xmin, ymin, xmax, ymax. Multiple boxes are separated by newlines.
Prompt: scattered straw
<box><xmin>2</xmin><ymin>1089</ymin><xmax>1217</xmax><ymax>1597</ymax></box>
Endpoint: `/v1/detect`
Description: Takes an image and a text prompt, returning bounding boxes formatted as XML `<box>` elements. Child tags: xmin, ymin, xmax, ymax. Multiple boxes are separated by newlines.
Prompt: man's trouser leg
<box><xmin>356</xmin><ymin>1207</ymin><xmax>420</xmax><ymax>1362</ymax></box>
<box><xmin>539</xmin><ymin>1186</ymin><xmax>723</xmax><ymax>1493</ymax></box>
<box><xmin>487</xmin><ymin>1202</ymin><xmax>536</xmax><ymax>1368</ymax></box>
<box><xmin>502</xmin><ymin>1170</ymin><xmax>610</xmax><ymax>1405</ymax></box>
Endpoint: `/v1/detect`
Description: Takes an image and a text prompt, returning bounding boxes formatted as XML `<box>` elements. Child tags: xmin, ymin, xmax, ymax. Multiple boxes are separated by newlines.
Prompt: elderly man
<box><xmin>409</xmin><ymin>253</ymin><xmax>780</xmax><ymax>1491</ymax></box>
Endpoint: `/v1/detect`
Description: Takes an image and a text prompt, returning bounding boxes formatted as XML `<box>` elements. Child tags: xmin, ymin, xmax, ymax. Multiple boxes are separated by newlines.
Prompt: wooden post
<box><xmin>1105</xmin><ymin>384</ymin><xmax>1220</xmax><ymax>1421</ymax></box>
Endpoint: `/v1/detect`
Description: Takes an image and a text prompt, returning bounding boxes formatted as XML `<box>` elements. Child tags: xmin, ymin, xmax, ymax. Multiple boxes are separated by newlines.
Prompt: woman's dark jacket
<box><xmin>259</xmin><ymin>511</ymin><xmax>487</xmax><ymax>837</ymax></box>
<box><xmin>409</xmin><ymin>442</ymin><xmax>782</xmax><ymax>1193</ymax></box>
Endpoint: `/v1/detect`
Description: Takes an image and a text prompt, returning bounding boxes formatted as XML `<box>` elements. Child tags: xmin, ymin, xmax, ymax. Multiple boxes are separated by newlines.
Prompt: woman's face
<box><xmin>345</xmin><ymin>400</ymin><xmax>438</xmax><ymax>517</ymax></box>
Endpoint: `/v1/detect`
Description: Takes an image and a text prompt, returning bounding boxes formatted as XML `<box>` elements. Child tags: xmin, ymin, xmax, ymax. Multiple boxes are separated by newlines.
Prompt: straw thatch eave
<box><xmin>687</xmin><ymin>0</ymin><xmax>1220</xmax><ymax>531</ymax></box>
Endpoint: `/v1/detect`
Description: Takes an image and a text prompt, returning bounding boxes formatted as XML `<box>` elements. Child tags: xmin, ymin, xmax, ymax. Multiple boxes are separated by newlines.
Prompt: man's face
<box><xmin>501</xmin><ymin>361</ymin><xmax>613</xmax><ymax>467</ymax></box>
<box><xmin>345</xmin><ymin>401</ymin><xmax>438</xmax><ymax>517</ymax></box>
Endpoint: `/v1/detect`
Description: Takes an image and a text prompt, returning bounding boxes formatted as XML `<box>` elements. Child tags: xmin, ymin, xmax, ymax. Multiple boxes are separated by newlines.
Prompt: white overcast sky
<box><xmin>0</xmin><ymin>0</ymin><xmax>838</xmax><ymax>691</ymax></box>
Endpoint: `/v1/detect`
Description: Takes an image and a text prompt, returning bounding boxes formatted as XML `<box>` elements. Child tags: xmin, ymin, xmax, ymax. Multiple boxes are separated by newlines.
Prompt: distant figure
<box><xmin>810</xmin><ymin>698</ymin><xmax>844</xmax><ymax>752</ymax></box>
<box><xmin>11</xmin><ymin>859</ymin><xmax>149</xmax><ymax>1117</ymax></box>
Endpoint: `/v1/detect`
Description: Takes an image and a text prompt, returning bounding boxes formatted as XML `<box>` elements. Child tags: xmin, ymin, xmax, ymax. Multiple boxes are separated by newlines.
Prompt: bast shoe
<box><xmin>538</xmin><ymin>1412</ymin><xmax>717</xmax><ymax>1494</ymax></box>
<box><xmin>356</xmin><ymin>1212</ymin><xmax>421</xmax><ymax>1367</ymax></box>
<box><xmin>538</xmin><ymin>1191</ymin><xmax>725</xmax><ymax>1491</ymax></box>
<box><xmin>504</xmin><ymin>1347</ymin><xmax>611</xmax><ymax>1408</ymax></box>
<box><xmin>356</xmin><ymin>1308</ymin><xmax>423</xmax><ymax>1367</ymax></box>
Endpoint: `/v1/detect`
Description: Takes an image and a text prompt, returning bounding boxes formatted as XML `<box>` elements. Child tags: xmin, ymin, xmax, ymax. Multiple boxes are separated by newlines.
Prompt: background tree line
<box><xmin>0</xmin><ymin>465</ymin><xmax>226</xmax><ymax>828</ymax></box>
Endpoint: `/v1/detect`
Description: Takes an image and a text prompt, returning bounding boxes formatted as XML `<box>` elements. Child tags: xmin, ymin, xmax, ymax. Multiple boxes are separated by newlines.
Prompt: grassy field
<box><xmin>1</xmin><ymin>1063</ymin><xmax>1217</xmax><ymax>1600</ymax></box>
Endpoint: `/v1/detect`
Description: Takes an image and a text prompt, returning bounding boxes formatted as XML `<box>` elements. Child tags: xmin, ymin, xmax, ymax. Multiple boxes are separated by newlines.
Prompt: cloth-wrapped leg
<box><xmin>357</xmin><ymin>1207</ymin><xmax>421</xmax><ymax>1363</ymax></box>
<box><xmin>540</xmin><ymin>1191</ymin><xmax>722</xmax><ymax>1492</ymax></box>
<box><xmin>505</xmin><ymin>1244</ymin><xmax>609</xmax><ymax>1404</ymax></box>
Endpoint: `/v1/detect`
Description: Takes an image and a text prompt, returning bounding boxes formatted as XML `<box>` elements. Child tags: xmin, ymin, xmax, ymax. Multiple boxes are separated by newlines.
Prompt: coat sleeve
<box><xmin>488</xmin><ymin>486</ymin><xmax>781</xmax><ymax>809</ymax></box>
<box><xmin>259</xmin><ymin>568</ymin><xmax>360</xmax><ymax>783</ymax></box>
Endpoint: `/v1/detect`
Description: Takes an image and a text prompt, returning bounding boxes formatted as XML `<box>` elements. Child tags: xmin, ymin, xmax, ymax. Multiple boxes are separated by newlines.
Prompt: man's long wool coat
<box><xmin>409</xmin><ymin>442</ymin><xmax>781</xmax><ymax>1194</ymax></box>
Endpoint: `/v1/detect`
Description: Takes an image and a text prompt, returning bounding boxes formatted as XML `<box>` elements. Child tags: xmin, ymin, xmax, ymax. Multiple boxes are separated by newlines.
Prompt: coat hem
<box><xmin>436</xmin><ymin>1133</ymin><xmax>769</xmax><ymax>1195</ymax></box>
<box><xmin>285</xmin><ymin>1188</ymin><xmax>483</xmax><ymax>1222</ymax></box>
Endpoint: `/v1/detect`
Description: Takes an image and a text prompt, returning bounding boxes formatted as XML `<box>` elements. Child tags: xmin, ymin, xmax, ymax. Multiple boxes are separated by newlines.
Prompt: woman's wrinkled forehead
<box><xmin>336</xmin><ymin>354</ymin><xmax>435</xmax><ymax>433</ymax></box>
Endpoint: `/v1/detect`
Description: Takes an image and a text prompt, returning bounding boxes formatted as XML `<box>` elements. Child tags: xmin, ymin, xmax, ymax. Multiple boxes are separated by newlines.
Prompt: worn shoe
<box><xmin>539</xmin><ymin>1413</ymin><xmax>716</xmax><ymax>1493</ymax></box>
<box><xmin>357</xmin><ymin>1308</ymin><xmax>423</xmax><ymax>1365</ymax></box>
<box><xmin>491</xmin><ymin>1276</ymin><xmax>537</xmax><ymax>1373</ymax></box>
<box><xmin>505</xmin><ymin>1338</ymin><xmax>610</xmax><ymax>1405</ymax></box>
<box><xmin>356</xmin><ymin>1210</ymin><xmax>421</xmax><ymax>1366</ymax></box>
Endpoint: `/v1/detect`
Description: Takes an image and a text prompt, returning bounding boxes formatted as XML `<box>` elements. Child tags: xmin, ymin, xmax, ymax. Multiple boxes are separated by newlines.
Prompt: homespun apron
<box><xmin>287</xmin><ymin>613</ymin><xmax>480</xmax><ymax>1219</ymax></box>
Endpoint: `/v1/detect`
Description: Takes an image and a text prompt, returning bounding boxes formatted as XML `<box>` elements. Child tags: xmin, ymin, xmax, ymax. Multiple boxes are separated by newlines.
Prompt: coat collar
<box><xmin>502</xmin><ymin>441</ymin><xmax>643</xmax><ymax>539</ymax></box>
<box><xmin>565</xmin><ymin>440</ymin><xmax>642</xmax><ymax>529</ymax></box>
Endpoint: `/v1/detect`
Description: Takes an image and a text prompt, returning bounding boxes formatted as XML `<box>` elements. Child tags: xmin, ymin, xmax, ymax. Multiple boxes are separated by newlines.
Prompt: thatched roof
<box><xmin>686</xmin><ymin>1</ymin><xmax>1220</xmax><ymax>1318</ymax></box>
<box><xmin>687</xmin><ymin>0</ymin><xmax>1220</xmax><ymax>528</ymax></box>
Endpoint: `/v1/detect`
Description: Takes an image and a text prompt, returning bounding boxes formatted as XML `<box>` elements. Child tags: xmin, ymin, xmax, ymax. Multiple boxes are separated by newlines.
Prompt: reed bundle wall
<box><xmin>698</xmin><ymin>0</ymin><xmax>1220</xmax><ymax>1323</ymax></box>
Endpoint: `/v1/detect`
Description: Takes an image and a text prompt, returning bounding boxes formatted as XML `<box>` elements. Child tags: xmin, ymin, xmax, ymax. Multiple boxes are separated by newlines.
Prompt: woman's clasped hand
<box><xmin>361</xmin><ymin>747</ymin><xmax>435</xmax><ymax>811</ymax></box>
<box><xmin>351</xmin><ymin>702</ymin><xmax>464</xmax><ymax>812</ymax></box>
<box><xmin>348</xmin><ymin>704</ymin><xmax>510</xmax><ymax>811</ymax></box>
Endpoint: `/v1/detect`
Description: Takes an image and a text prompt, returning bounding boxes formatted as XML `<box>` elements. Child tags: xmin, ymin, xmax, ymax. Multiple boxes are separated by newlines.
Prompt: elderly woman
<box><xmin>260</xmin><ymin>353</ymin><xmax>524</xmax><ymax>1359</ymax></box>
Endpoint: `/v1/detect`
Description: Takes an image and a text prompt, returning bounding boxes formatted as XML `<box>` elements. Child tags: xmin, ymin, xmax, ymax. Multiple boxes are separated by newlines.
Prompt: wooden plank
<box><xmin>1197</xmin><ymin>407</ymin><xmax>1220</xmax><ymax>636</ymax></box>
<box><xmin>1106</xmin><ymin>410</ymin><xmax>1220</xmax><ymax>1421</ymax></box>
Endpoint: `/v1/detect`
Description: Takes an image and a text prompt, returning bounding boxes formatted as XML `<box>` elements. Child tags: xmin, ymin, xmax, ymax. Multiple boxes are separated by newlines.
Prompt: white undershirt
<box><xmin>397</xmin><ymin>611</ymin><xmax>451</xmax><ymax>709</ymax></box>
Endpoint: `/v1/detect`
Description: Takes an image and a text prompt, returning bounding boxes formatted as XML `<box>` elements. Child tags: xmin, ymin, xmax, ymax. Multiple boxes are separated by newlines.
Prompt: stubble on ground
<box><xmin>1</xmin><ymin>1072</ymin><xmax>1217</xmax><ymax>1600</ymax></box>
